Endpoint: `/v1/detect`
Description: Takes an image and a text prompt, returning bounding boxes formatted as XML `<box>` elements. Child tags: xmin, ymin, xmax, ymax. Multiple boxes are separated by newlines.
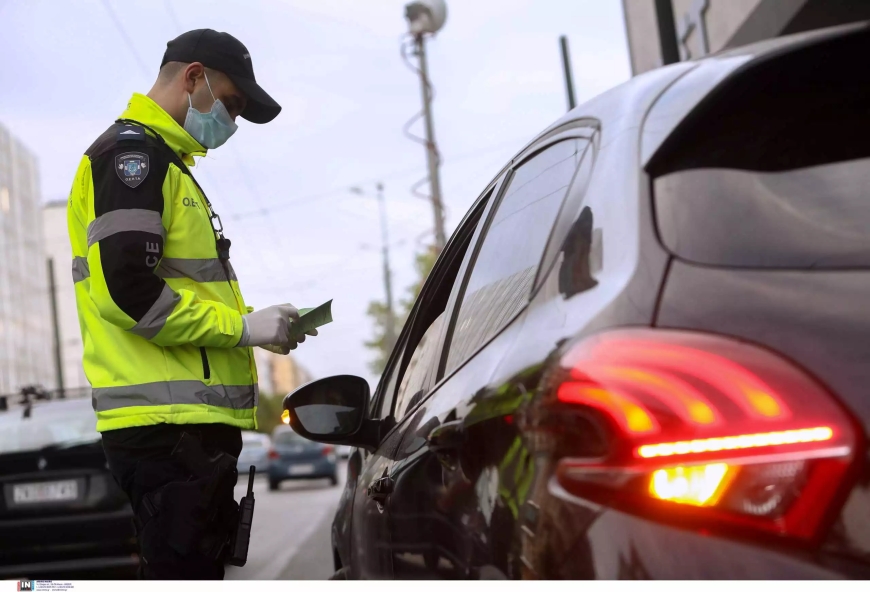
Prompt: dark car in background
<box><xmin>283</xmin><ymin>24</ymin><xmax>870</xmax><ymax>579</ymax></box>
<box><xmin>267</xmin><ymin>426</ymin><xmax>338</xmax><ymax>491</ymax></box>
<box><xmin>0</xmin><ymin>398</ymin><xmax>137</xmax><ymax>578</ymax></box>
<box><xmin>238</xmin><ymin>431</ymin><xmax>271</xmax><ymax>474</ymax></box>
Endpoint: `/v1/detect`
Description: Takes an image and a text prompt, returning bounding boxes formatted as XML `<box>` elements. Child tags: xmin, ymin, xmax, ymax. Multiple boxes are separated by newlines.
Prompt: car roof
<box><xmin>507</xmin><ymin>21</ymin><xmax>869</xmax><ymax>171</ymax></box>
<box><xmin>242</xmin><ymin>430</ymin><xmax>269</xmax><ymax>440</ymax></box>
<box><xmin>272</xmin><ymin>426</ymin><xmax>303</xmax><ymax>437</ymax></box>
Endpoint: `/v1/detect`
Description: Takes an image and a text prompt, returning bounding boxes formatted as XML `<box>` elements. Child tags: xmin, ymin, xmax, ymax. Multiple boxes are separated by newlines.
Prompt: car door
<box><xmin>345</xmin><ymin>177</ymin><xmax>500</xmax><ymax>578</ymax></box>
<box><xmin>384</xmin><ymin>135</ymin><xmax>593</xmax><ymax>579</ymax></box>
<box><xmin>346</xmin><ymin>182</ymin><xmax>500</xmax><ymax>579</ymax></box>
<box><xmin>343</xmin><ymin>327</ymin><xmax>409</xmax><ymax>579</ymax></box>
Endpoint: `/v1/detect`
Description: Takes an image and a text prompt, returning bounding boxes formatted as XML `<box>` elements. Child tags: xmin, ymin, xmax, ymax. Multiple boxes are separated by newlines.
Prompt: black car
<box><xmin>0</xmin><ymin>398</ymin><xmax>137</xmax><ymax>578</ymax></box>
<box><xmin>284</xmin><ymin>23</ymin><xmax>870</xmax><ymax>579</ymax></box>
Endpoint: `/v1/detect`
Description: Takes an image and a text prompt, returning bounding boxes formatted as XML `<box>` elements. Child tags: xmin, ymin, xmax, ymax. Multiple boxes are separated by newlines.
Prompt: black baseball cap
<box><xmin>161</xmin><ymin>29</ymin><xmax>281</xmax><ymax>124</ymax></box>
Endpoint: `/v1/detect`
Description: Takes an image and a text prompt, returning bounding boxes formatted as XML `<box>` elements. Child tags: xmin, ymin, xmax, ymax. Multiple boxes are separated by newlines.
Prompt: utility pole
<box><xmin>376</xmin><ymin>183</ymin><xmax>397</xmax><ymax>352</ymax></box>
<box><xmin>412</xmin><ymin>35</ymin><xmax>447</xmax><ymax>250</ymax></box>
<box><xmin>559</xmin><ymin>35</ymin><xmax>577</xmax><ymax>111</ymax></box>
<box><xmin>46</xmin><ymin>258</ymin><xmax>65</xmax><ymax>399</ymax></box>
<box><xmin>405</xmin><ymin>0</ymin><xmax>448</xmax><ymax>251</ymax></box>
<box><xmin>351</xmin><ymin>184</ymin><xmax>397</xmax><ymax>353</ymax></box>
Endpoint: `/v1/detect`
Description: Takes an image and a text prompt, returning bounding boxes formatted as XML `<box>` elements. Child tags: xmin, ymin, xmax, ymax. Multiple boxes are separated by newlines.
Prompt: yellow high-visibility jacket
<box><xmin>68</xmin><ymin>93</ymin><xmax>258</xmax><ymax>432</ymax></box>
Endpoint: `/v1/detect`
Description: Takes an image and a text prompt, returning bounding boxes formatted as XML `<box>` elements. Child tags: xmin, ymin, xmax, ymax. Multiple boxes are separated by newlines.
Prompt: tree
<box><xmin>401</xmin><ymin>245</ymin><xmax>439</xmax><ymax>311</ymax></box>
<box><xmin>364</xmin><ymin>244</ymin><xmax>440</xmax><ymax>374</ymax></box>
<box><xmin>363</xmin><ymin>299</ymin><xmax>397</xmax><ymax>374</ymax></box>
<box><xmin>256</xmin><ymin>392</ymin><xmax>285</xmax><ymax>435</ymax></box>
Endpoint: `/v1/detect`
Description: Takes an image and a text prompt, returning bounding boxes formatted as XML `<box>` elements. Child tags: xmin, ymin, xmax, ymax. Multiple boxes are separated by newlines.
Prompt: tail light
<box><xmin>549</xmin><ymin>329</ymin><xmax>859</xmax><ymax>542</ymax></box>
<box><xmin>321</xmin><ymin>445</ymin><xmax>335</xmax><ymax>456</ymax></box>
<box><xmin>268</xmin><ymin>448</ymin><xmax>279</xmax><ymax>460</ymax></box>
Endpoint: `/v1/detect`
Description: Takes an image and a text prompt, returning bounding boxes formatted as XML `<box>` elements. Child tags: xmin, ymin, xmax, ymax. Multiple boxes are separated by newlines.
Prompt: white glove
<box><xmin>258</xmin><ymin>328</ymin><xmax>319</xmax><ymax>355</ymax></box>
<box><xmin>236</xmin><ymin>304</ymin><xmax>300</xmax><ymax>348</ymax></box>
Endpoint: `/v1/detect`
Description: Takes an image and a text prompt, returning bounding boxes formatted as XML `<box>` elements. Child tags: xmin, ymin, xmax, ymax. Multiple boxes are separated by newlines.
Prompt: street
<box><xmin>4</xmin><ymin>0</ymin><xmax>870</xmax><ymax>583</ymax></box>
<box><xmin>226</xmin><ymin>462</ymin><xmax>346</xmax><ymax>580</ymax></box>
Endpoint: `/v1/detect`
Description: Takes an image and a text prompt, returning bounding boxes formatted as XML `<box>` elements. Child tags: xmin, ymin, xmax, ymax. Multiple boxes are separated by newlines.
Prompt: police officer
<box><xmin>67</xmin><ymin>29</ymin><xmax>316</xmax><ymax>579</ymax></box>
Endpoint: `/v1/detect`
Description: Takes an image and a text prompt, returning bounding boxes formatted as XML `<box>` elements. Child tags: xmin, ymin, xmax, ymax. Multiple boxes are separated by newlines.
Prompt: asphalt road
<box><xmin>226</xmin><ymin>461</ymin><xmax>346</xmax><ymax>580</ymax></box>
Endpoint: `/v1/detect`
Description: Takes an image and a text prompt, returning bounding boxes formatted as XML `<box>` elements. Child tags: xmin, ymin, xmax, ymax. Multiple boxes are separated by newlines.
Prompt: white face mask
<box><xmin>183</xmin><ymin>72</ymin><xmax>238</xmax><ymax>149</ymax></box>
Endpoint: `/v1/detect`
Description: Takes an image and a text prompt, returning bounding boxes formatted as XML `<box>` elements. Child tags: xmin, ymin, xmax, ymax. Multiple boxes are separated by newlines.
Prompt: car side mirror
<box><xmin>282</xmin><ymin>375</ymin><xmax>380</xmax><ymax>451</ymax></box>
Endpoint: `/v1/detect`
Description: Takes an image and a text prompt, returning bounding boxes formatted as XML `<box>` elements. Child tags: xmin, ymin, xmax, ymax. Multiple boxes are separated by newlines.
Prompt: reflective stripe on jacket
<box><xmin>68</xmin><ymin>93</ymin><xmax>258</xmax><ymax>432</ymax></box>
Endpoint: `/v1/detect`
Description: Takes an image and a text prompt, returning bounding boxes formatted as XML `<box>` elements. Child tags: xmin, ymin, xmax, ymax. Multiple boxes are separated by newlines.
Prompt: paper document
<box><xmin>289</xmin><ymin>300</ymin><xmax>333</xmax><ymax>340</ymax></box>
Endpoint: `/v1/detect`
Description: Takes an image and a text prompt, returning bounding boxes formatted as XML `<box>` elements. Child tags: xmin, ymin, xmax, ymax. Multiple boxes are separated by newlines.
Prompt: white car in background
<box><xmin>238</xmin><ymin>431</ymin><xmax>271</xmax><ymax>474</ymax></box>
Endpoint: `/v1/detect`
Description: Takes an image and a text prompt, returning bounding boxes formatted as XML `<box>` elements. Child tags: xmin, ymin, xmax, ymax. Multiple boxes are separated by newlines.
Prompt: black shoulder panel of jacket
<box><xmin>88</xmin><ymin>123</ymin><xmax>171</xmax><ymax>218</ymax></box>
<box><xmin>86</xmin><ymin>122</ymin><xmax>151</xmax><ymax>159</ymax></box>
<box><xmin>87</xmin><ymin>122</ymin><xmax>173</xmax><ymax>324</ymax></box>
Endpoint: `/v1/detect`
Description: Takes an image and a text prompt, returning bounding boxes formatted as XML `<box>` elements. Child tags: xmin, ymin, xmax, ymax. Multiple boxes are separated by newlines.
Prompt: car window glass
<box><xmin>272</xmin><ymin>429</ymin><xmax>304</xmax><ymax>445</ymax></box>
<box><xmin>446</xmin><ymin>141</ymin><xmax>581</xmax><ymax>374</ymax></box>
<box><xmin>538</xmin><ymin>138</ymin><xmax>594</xmax><ymax>290</ymax></box>
<box><xmin>655</xmin><ymin>158</ymin><xmax>870</xmax><ymax>268</ymax></box>
<box><xmin>379</xmin><ymin>187</ymin><xmax>495</xmax><ymax>421</ymax></box>
<box><xmin>375</xmin><ymin>340</ymin><xmax>405</xmax><ymax>420</ymax></box>
<box><xmin>393</xmin><ymin>312</ymin><xmax>445</xmax><ymax>420</ymax></box>
<box><xmin>0</xmin><ymin>401</ymin><xmax>97</xmax><ymax>454</ymax></box>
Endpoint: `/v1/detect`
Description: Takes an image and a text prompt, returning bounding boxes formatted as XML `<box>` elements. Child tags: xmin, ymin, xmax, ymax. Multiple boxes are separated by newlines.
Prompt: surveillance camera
<box><xmin>405</xmin><ymin>0</ymin><xmax>447</xmax><ymax>36</ymax></box>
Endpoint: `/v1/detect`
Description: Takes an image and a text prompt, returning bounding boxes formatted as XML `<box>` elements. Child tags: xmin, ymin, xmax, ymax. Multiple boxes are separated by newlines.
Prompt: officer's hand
<box><xmin>257</xmin><ymin>329</ymin><xmax>318</xmax><ymax>355</ymax></box>
<box><xmin>258</xmin><ymin>344</ymin><xmax>292</xmax><ymax>355</ymax></box>
<box><xmin>237</xmin><ymin>304</ymin><xmax>300</xmax><ymax>348</ymax></box>
<box><xmin>286</xmin><ymin>327</ymin><xmax>318</xmax><ymax>350</ymax></box>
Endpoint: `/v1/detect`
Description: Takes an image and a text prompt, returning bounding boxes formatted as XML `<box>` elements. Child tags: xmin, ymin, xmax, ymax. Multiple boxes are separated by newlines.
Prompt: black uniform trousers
<box><xmin>101</xmin><ymin>423</ymin><xmax>242</xmax><ymax>580</ymax></box>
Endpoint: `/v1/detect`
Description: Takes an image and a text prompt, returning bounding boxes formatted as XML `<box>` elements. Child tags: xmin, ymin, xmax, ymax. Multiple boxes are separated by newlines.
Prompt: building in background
<box><xmin>622</xmin><ymin>0</ymin><xmax>870</xmax><ymax>76</ymax></box>
<box><xmin>0</xmin><ymin>123</ymin><xmax>52</xmax><ymax>396</ymax></box>
<box><xmin>43</xmin><ymin>200</ymin><xmax>89</xmax><ymax>391</ymax></box>
<box><xmin>253</xmin><ymin>348</ymin><xmax>313</xmax><ymax>396</ymax></box>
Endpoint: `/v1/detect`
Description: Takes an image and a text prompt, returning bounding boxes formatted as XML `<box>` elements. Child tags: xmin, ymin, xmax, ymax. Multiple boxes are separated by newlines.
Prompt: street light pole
<box><xmin>376</xmin><ymin>183</ymin><xmax>397</xmax><ymax>351</ymax></box>
<box><xmin>413</xmin><ymin>34</ymin><xmax>447</xmax><ymax>250</ymax></box>
<box><xmin>405</xmin><ymin>0</ymin><xmax>448</xmax><ymax>251</ymax></box>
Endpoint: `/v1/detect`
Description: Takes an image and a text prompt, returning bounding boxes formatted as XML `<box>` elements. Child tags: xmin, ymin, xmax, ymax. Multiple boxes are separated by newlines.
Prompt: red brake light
<box><xmin>551</xmin><ymin>329</ymin><xmax>858</xmax><ymax>542</ymax></box>
<box><xmin>268</xmin><ymin>448</ymin><xmax>279</xmax><ymax>460</ymax></box>
<box><xmin>321</xmin><ymin>445</ymin><xmax>334</xmax><ymax>456</ymax></box>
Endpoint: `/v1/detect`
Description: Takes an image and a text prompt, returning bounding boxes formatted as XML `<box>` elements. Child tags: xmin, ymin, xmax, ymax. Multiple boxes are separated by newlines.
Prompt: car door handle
<box><xmin>367</xmin><ymin>476</ymin><xmax>394</xmax><ymax>502</ymax></box>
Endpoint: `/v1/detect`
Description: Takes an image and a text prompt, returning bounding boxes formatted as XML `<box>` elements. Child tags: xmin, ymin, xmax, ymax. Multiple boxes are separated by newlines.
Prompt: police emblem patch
<box><xmin>115</xmin><ymin>151</ymin><xmax>149</xmax><ymax>188</ymax></box>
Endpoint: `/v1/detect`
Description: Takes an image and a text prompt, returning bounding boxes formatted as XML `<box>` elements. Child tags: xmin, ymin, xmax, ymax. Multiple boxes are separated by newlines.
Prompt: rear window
<box><xmin>655</xmin><ymin>157</ymin><xmax>870</xmax><ymax>268</ymax></box>
<box><xmin>647</xmin><ymin>28</ymin><xmax>870</xmax><ymax>269</ymax></box>
<box><xmin>0</xmin><ymin>402</ymin><xmax>98</xmax><ymax>455</ymax></box>
<box><xmin>272</xmin><ymin>430</ymin><xmax>304</xmax><ymax>445</ymax></box>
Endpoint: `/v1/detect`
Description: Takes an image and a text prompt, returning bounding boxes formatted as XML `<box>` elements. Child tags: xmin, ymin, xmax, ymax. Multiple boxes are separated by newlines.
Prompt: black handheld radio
<box><xmin>228</xmin><ymin>465</ymin><xmax>256</xmax><ymax>566</ymax></box>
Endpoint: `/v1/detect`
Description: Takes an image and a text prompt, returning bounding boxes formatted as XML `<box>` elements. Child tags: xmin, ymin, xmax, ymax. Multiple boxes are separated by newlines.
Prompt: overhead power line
<box><xmin>101</xmin><ymin>0</ymin><xmax>151</xmax><ymax>78</ymax></box>
<box><xmin>163</xmin><ymin>0</ymin><xmax>184</xmax><ymax>34</ymax></box>
<box><xmin>229</xmin><ymin>135</ymin><xmax>527</xmax><ymax>221</ymax></box>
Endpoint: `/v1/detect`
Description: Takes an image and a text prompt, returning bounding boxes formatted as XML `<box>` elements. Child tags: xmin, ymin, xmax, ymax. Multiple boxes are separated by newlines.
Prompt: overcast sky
<box><xmin>0</xmin><ymin>0</ymin><xmax>630</xmax><ymax>388</ymax></box>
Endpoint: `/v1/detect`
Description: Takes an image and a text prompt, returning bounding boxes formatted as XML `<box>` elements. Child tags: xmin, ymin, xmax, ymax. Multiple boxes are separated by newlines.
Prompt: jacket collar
<box><xmin>119</xmin><ymin>93</ymin><xmax>206</xmax><ymax>166</ymax></box>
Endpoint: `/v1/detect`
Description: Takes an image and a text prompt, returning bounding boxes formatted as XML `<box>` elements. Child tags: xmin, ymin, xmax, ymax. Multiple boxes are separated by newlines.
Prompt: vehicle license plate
<box><xmin>289</xmin><ymin>464</ymin><xmax>315</xmax><ymax>476</ymax></box>
<box><xmin>12</xmin><ymin>480</ymin><xmax>78</xmax><ymax>504</ymax></box>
